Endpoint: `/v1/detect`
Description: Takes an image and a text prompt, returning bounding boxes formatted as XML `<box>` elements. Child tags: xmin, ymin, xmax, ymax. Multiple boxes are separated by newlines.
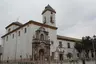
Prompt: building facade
<box><xmin>1</xmin><ymin>5</ymin><xmax>81</xmax><ymax>64</ymax></box>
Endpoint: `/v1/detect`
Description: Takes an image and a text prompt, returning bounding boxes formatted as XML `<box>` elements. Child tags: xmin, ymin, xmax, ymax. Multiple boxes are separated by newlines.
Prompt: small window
<box><xmin>67</xmin><ymin>43</ymin><xmax>70</xmax><ymax>48</ymax></box>
<box><xmin>44</xmin><ymin>17</ymin><xmax>46</xmax><ymax>24</ymax></box>
<box><xmin>12</xmin><ymin>34</ymin><xmax>14</xmax><ymax>38</ymax></box>
<box><xmin>52</xmin><ymin>52</ymin><xmax>54</xmax><ymax>60</ymax></box>
<box><xmin>6</xmin><ymin>36</ymin><xmax>8</xmax><ymax>41</ymax></box>
<box><xmin>24</xmin><ymin>28</ymin><xmax>27</xmax><ymax>33</ymax></box>
<box><xmin>50</xmin><ymin>16</ymin><xmax>53</xmax><ymax>23</ymax></box>
<box><xmin>40</xmin><ymin>34</ymin><xmax>44</xmax><ymax>40</ymax></box>
<box><xmin>18</xmin><ymin>31</ymin><xmax>20</xmax><ymax>36</ymax></box>
<box><xmin>59</xmin><ymin>41</ymin><xmax>62</xmax><ymax>47</ymax></box>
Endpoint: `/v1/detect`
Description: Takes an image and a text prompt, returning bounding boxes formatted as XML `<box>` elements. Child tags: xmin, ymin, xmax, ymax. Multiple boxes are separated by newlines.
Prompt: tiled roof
<box><xmin>42</xmin><ymin>4</ymin><xmax>56</xmax><ymax>14</ymax></box>
<box><xmin>12</xmin><ymin>21</ymin><xmax>23</xmax><ymax>26</ymax></box>
<box><xmin>57</xmin><ymin>35</ymin><xmax>81</xmax><ymax>42</ymax></box>
<box><xmin>2</xmin><ymin>20</ymin><xmax>58</xmax><ymax>38</ymax></box>
<box><xmin>5</xmin><ymin>21</ymin><xmax>23</xmax><ymax>29</ymax></box>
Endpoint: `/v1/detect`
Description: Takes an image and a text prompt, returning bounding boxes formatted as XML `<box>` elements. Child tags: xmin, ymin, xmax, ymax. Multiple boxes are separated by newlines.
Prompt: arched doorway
<box><xmin>39</xmin><ymin>49</ymin><xmax>44</xmax><ymax>64</ymax></box>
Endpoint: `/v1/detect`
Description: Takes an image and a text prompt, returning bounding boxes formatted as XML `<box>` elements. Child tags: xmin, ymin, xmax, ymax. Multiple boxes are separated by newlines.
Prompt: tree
<box><xmin>74</xmin><ymin>37</ymin><xmax>86</xmax><ymax>64</ymax></box>
<box><xmin>75</xmin><ymin>35</ymin><xmax>96</xmax><ymax>64</ymax></box>
<box><xmin>81</xmin><ymin>36</ymin><xmax>92</xmax><ymax>58</ymax></box>
<box><xmin>74</xmin><ymin>42</ymin><xmax>82</xmax><ymax>54</ymax></box>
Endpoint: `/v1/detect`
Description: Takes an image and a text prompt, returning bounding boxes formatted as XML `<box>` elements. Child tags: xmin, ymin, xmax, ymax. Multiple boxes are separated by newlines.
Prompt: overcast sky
<box><xmin>0</xmin><ymin>0</ymin><xmax>96</xmax><ymax>40</ymax></box>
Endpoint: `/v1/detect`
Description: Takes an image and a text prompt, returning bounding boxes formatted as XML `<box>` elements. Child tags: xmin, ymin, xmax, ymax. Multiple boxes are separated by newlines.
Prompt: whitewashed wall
<box><xmin>54</xmin><ymin>39</ymin><xmax>78</xmax><ymax>59</ymax></box>
<box><xmin>2</xmin><ymin>23</ymin><xmax>57</xmax><ymax>61</ymax></box>
<box><xmin>3</xmin><ymin>24</ymin><xmax>31</xmax><ymax>60</ymax></box>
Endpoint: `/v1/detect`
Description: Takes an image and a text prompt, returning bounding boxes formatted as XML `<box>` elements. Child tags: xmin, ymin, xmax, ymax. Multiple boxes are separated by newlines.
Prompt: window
<box><xmin>44</xmin><ymin>17</ymin><xmax>46</xmax><ymax>24</ymax></box>
<box><xmin>40</xmin><ymin>34</ymin><xmax>44</xmax><ymax>40</ymax></box>
<box><xmin>18</xmin><ymin>31</ymin><xmax>20</xmax><ymax>36</ymax></box>
<box><xmin>52</xmin><ymin>52</ymin><xmax>54</xmax><ymax>60</ymax></box>
<box><xmin>59</xmin><ymin>41</ymin><xmax>62</xmax><ymax>47</ymax></box>
<box><xmin>59</xmin><ymin>54</ymin><xmax>63</xmax><ymax>61</ymax></box>
<box><xmin>50</xmin><ymin>16</ymin><xmax>53</xmax><ymax>23</ymax></box>
<box><xmin>12</xmin><ymin>34</ymin><xmax>14</xmax><ymax>38</ymax></box>
<box><xmin>51</xmin><ymin>12</ymin><xmax>53</xmax><ymax>14</ymax></box>
<box><xmin>24</xmin><ymin>28</ymin><xmax>27</xmax><ymax>33</ymax></box>
<box><xmin>6</xmin><ymin>36</ymin><xmax>8</xmax><ymax>41</ymax></box>
<box><xmin>67</xmin><ymin>43</ymin><xmax>70</xmax><ymax>48</ymax></box>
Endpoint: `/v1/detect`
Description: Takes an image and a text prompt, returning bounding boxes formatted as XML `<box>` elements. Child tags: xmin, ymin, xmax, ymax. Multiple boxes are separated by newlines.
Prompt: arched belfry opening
<box><xmin>32</xmin><ymin>27</ymin><xmax>50</xmax><ymax>64</ymax></box>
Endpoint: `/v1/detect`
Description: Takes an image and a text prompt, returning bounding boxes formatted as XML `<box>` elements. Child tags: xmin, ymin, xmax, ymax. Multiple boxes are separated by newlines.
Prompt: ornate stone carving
<box><xmin>32</xmin><ymin>27</ymin><xmax>50</xmax><ymax>64</ymax></box>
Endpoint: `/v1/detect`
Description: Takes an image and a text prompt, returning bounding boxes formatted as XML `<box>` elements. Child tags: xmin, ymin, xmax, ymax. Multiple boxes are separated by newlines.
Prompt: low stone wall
<box><xmin>0</xmin><ymin>61</ymin><xmax>34</xmax><ymax>64</ymax></box>
<box><xmin>0</xmin><ymin>60</ymin><xmax>96</xmax><ymax>64</ymax></box>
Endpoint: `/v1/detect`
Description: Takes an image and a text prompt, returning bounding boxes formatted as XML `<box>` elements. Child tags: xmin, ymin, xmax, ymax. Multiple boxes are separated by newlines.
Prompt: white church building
<box><xmin>1</xmin><ymin>5</ymin><xmax>81</xmax><ymax>64</ymax></box>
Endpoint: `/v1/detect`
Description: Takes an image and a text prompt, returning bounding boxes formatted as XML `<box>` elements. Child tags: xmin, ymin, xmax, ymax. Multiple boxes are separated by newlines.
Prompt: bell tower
<box><xmin>42</xmin><ymin>5</ymin><xmax>56</xmax><ymax>27</ymax></box>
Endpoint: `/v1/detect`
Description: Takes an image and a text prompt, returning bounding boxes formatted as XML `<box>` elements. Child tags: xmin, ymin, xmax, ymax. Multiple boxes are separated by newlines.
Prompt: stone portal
<box><xmin>32</xmin><ymin>27</ymin><xmax>50</xmax><ymax>64</ymax></box>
